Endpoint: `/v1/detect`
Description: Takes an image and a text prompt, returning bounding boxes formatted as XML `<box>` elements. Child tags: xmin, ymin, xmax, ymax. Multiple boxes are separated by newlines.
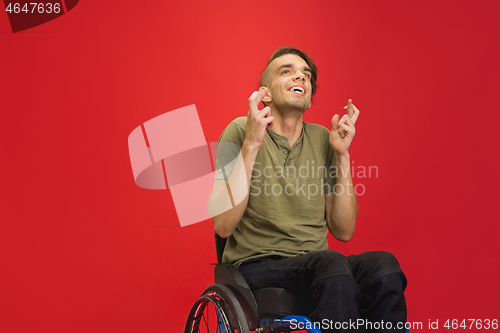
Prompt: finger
<box><xmin>248</xmin><ymin>88</ymin><xmax>268</xmax><ymax>114</ymax></box>
<box><xmin>331</xmin><ymin>114</ymin><xmax>340</xmax><ymax>131</ymax></box>
<box><xmin>343</xmin><ymin>114</ymin><xmax>355</xmax><ymax>127</ymax></box>
<box><xmin>247</xmin><ymin>91</ymin><xmax>260</xmax><ymax>114</ymax></box>
<box><xmin>338</xmin><ymin>126</ymin><xmax>348</xmax><ymax>138</ymax></box>
<box><xmin>265</xmin><ymin>116</ymin><xmax>274</xmax><ymax>130</ymax></box>
<box><xmin>350</xmin><ymin>104</ymin><xmax>360</xmax><ymax>125</ymax></box>
<box><xmin>346</xmin><ymin>99</ymin><xmax>354</xmax><ymax>118</ymax></box>
<box><xmin>340</xmin><ymin>123</ymin><xmax>355</xmax><ymax>133</ymax></box>
<box><xmin>338</xmin><ymin>114</ymin><xmax>349</xmax><ymax>126</ymax></box>
<box><xmin>260</xmin><ymin>114</ymin><xmax>273</xmax><ymax>125</ymax></box>
<box><xmin>338</xmin><ymin>116</ymin><xmax>351</xmax><ymax>136</ymax></box>
<box><xmin>256</xmin><ymin>106</ymin><xmax>271</xmax><ymax>118</ymax></box>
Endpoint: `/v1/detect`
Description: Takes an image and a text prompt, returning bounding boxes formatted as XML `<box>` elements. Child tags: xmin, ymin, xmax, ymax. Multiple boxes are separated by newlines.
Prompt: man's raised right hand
<box><xmin>244</xmin><ymin>88</ymin><xmax>274</xmax><ymax>150</ymax></box>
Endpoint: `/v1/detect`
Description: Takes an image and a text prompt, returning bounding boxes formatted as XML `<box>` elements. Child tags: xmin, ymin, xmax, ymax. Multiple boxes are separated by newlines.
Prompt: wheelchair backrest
<box><xmin>215</xmin><ymin>232</ymin><xmax>227</xmax><ymax>264</ymax></box>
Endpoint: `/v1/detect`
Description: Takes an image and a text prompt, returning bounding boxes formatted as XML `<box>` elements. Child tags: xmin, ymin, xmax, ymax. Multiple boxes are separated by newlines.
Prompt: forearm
<box><xmin>326</xmin><ymin>153</ymin><xmax>358</xmax><ymax>241</ymax></box>
<box><xmin>209</xmin><ymin>141</ymin><xmax>259</xmax><ymax>238</ymax></box>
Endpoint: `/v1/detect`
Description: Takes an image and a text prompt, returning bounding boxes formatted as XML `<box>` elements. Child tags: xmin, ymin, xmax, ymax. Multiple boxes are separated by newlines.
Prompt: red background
<box><xmin>1</xmin><ymin>0</ymin><xmax>499</xmax><ymax>332</ymax></box>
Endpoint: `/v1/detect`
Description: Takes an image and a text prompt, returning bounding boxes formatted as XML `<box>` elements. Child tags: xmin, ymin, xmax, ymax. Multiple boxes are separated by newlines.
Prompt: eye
<box><xmin>282</xmin><ymin>70</ymin><xmax>290</xmax><ymax>75</ymax></box>
<box><xmin>305</xmin><ymin>73</ymin><xmax>310</xmax><ymax>79</ymax></box>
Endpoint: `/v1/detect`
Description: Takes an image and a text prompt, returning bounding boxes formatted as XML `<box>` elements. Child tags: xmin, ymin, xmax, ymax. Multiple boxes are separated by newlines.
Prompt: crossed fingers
<box><xmin>337</xmin><ymin>114</ymin><xmax>355</xmax><ymax>138</ymax></box>
<box><xmin>330</xmin><ymin>99</ymin><xmax>359</xmax><ymax>141</ymax></box>
<box><xmin>343</xmin><ymin>99</ymin><xmax>360</xmax><ymax>125</ymax></box>
<box><xmin>247</xmin><ymin>88</ymin><xmax>274</xmax><ymax>135</ymax></box>
<box><xmin>248</xmin><ymin>88</ymin><xmax>269</xmax><ymax>115</ymax></box>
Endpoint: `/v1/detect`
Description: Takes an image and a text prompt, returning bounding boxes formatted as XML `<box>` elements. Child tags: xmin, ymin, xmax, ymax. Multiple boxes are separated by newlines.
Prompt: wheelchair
<box><xmin>185</xmin><ymin>233</ymin><xmax>327</xmax><ymax>333</ymax></box>
<box><xmin>184</xmin><ymin>234</ymin><xmax>409</xmax><ymax>333</ymax></box>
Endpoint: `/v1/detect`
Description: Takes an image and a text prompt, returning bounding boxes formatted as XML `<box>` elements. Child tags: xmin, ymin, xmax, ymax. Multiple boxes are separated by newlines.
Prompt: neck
<box><xmin>269</xmin><ymin>106</ymin><xmax>304</xmax><ymax>146</ymax></box>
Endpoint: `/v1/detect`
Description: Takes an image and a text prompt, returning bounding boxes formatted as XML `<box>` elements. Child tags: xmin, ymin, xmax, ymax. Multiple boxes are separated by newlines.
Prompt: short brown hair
<box><xmin>260</xmin><ymin>47</ymin><xmax>318</xmax><ymax>96</ymax></box>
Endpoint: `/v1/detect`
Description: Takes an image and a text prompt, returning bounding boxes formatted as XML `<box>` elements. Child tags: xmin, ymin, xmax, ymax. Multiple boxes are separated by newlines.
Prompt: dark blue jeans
<box><xmin>238</xmin><ymin>250</ymin><xmax>407</xmax><ymax>332</ymax></box>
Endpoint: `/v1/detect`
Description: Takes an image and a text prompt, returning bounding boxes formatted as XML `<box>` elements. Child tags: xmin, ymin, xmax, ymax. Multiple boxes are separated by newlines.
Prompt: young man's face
<box><xmin>262</xmin><ymin>54</ymin><xmax>313</xmax><ymax>112</ymax></box>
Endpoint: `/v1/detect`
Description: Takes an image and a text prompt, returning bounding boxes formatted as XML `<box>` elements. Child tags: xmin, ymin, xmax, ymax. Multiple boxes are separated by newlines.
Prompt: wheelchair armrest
<box><xmin>214</xmin><ymin>264</ymin><xmax>259</xmax><ymax>330</ymax></box>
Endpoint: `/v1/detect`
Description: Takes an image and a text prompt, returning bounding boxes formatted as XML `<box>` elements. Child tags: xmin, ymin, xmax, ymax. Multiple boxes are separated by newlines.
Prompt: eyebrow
<box><xmin>277</xmin><ymin>63</ymin><xmax>312</xmax><ymax>74</ymax></box>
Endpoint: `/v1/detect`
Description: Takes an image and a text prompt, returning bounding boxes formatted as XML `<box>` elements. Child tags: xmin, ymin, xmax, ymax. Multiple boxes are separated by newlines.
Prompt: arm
<box><xmin>209</xmin><ymin>143</ymin><xmax>258</xmax><ymax>238</ymax></box>
<box><xmin>208</xmin><ymin>88</ymin><xmax>274</xmax><ymax>238</ymax></box>
<box><xmin>325</xmin><ymin>99</ymin><xmax>360</xmax><ymax>241</ymax></box>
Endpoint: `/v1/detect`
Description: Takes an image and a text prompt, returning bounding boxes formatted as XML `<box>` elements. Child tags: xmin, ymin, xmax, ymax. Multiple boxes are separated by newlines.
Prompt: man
<box><xmin>208</xmin><ymin>47</ymin><xmax>407</xmax><ymax>332</ymax></box>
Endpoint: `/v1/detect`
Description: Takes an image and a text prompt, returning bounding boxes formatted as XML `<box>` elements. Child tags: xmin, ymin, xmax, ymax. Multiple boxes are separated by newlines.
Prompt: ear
<box><xmin>259</xmin><ymin>86</ymin><xmax>272</xmax><ymax>104</ymax></box>
<box><xmin>308</xmin><ymin>101</ymin><xmax>312</xmax><ymax>109</ymax></box>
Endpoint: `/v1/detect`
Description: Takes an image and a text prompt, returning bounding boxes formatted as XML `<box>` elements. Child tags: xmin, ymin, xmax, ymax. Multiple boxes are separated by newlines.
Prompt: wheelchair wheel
<box><xmin>185</xmin><ymin>284</ymin><xmax>250</xmax><ymax>333</ymax></box>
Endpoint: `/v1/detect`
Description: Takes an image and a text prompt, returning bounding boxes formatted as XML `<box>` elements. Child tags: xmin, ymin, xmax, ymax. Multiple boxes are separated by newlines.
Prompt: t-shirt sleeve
<box><xmin>214</xmin><ymin>119</ymin><xmax>246</xmax><ymax>180</ymax></box>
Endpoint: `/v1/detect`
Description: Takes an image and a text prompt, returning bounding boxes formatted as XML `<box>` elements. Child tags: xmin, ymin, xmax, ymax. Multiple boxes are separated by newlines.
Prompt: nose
<box><xmin>293</xmin><ymin>71</ymin><xmax>306</xmax><ymax>82</ymax></box>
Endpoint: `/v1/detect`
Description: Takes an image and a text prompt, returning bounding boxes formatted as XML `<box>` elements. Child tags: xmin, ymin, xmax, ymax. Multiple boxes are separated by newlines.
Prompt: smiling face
<box><xmin>262</xmin><ymin>54</ymin><xmax>313</xmax><ymax>112</ymax></box>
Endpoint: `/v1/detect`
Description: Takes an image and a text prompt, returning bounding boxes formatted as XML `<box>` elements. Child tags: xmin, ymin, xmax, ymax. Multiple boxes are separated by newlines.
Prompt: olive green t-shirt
<box><xmin>215</xmin><ymin>117</ymin><xmax>337</xmax><ymax>268</ymax></box>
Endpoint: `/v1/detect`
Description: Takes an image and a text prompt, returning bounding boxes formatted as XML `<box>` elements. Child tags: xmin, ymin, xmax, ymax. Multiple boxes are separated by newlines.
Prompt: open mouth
<box><xmin>288</xmin><ymin>85</ymin><xmax>305</xmax><ymax>96</ymax></box>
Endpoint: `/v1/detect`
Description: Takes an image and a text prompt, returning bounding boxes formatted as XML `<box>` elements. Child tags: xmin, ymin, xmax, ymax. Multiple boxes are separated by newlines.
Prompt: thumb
<box><xmin>331</xmin><ymin>114</ymin><xmax>340</xmax><ymax>131</ymax></box>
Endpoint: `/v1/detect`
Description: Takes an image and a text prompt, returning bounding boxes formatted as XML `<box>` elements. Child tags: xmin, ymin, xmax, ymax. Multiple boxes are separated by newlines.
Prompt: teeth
<box><xmin>291</xmin><ymin>86</ymin><xmax>304</xmax><ymax>94</ymax></box>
